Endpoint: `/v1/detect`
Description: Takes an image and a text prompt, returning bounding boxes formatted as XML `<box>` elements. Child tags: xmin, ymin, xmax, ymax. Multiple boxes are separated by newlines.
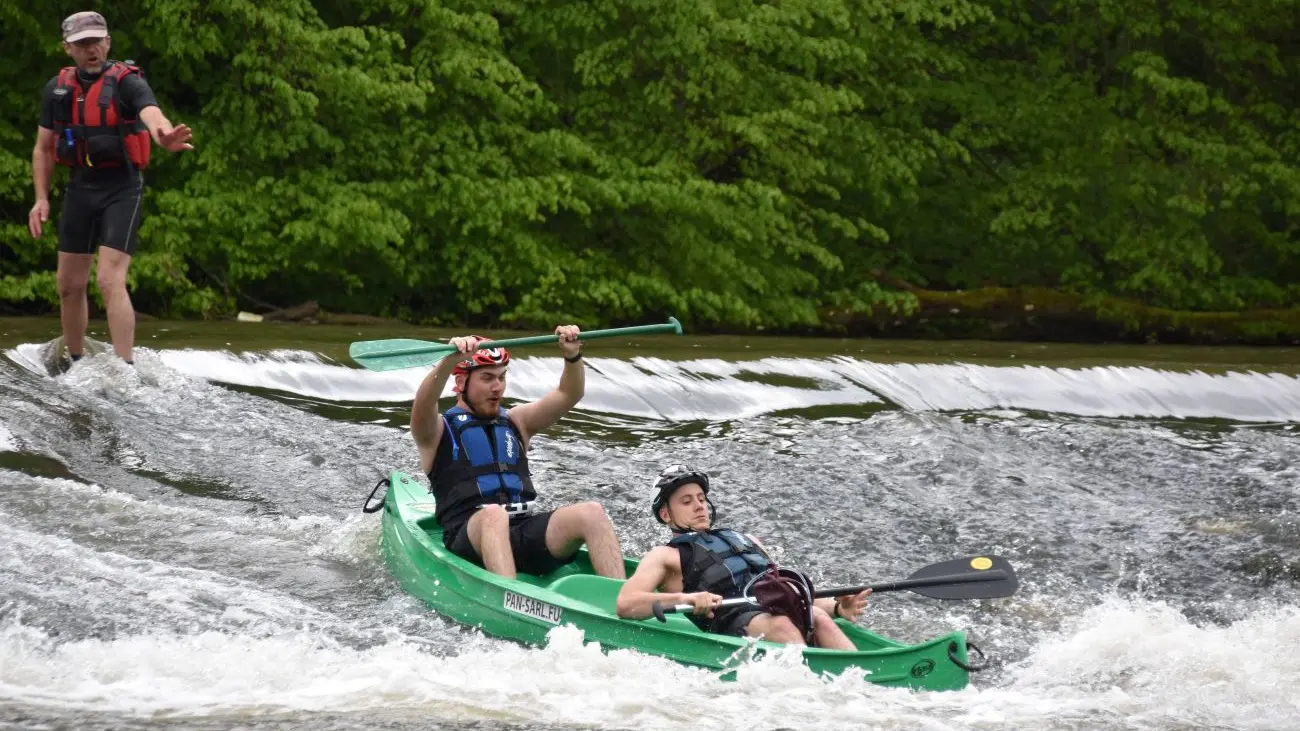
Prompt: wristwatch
<box><xmin>564</xmin><ymin>352</ymin><xmax>583</xmax><ymax>363</ymax></box>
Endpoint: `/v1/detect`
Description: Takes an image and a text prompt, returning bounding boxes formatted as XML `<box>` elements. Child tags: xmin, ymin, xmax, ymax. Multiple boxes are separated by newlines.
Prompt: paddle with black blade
<box><xmin>651</xmin><ymin>555</ymin><xmax>1018</xmax><ymax>622</ymax></box>
<box><xmin>349</xmin><ymin>317</ymin><xmax>684</xmax><ymax>372</ymax></box>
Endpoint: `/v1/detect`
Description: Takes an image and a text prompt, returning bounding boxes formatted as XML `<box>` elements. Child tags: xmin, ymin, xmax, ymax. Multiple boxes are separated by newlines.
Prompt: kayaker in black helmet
<box><xmin>410</xmin><ymin>325</ymin><xmax>625</xmax><ymax>581</ymax></box>
<box><xmin>615</xmin><ymin>465</ymin><xmax>869</xmax><ymax>649</ymax></box>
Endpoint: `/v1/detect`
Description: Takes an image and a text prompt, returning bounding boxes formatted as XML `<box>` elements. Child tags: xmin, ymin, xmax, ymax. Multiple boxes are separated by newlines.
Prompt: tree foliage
<box><xmin>2</xmin><ymin>0</ymin><xmax>1297</xmax><ymax>331</ymax></box>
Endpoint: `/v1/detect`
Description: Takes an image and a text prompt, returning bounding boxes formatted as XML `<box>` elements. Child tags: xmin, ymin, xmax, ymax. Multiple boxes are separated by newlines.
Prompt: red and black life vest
<box><xmin>49</xmin><ymin>62</ymin><xmax>151</xmax><ymax>170</ymax></box>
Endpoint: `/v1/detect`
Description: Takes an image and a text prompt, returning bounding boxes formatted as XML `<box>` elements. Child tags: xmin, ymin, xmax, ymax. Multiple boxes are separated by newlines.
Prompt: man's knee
<box><xmin>572</xmin><ymin>501</ymin><xmax>611</xmax><ymax>528</ymax></box>
<box><xmin>96</xmin><ymin>269</ymin><xmax>128</xmax><ymax>298</ymax></box>
<box><xmin>57</xmin><ymin>279</ymin><xmax>86</xmax><ymax>300</ymax></box>
<box><xmin>812</xmin><ymin>607</ymin><xmax>835</xmax><ymax>630</ymax></box>
<box><xmin>57</xmin><ymin>269</ymin><xmax>89</xmax><ymax>299</ymax></box>
<box><xmin>470</xmin><ymin>505</ymin><xmax>510</xmax><ymax>539</ymax></box>
<box><xmin>758</xmin><ymin>616</ymin><xmax>805</xmax><ymax>645</ymax></box>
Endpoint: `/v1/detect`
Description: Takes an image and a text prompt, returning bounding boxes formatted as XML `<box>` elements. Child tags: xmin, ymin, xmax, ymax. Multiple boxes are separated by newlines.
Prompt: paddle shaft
<box><xmin>374</xmin><ymin>318</ymin><xmax>682</xmax><ymax>360</ymax></box>
<box><xmin>825</xmin><ymin>569</ymin><xmax>1012</xmax><ymax>599</ymax></box>
<box><xmin>656</xmin><ymin>568</ymin><xmax>1010</xmax><ymax>616</ymax></box>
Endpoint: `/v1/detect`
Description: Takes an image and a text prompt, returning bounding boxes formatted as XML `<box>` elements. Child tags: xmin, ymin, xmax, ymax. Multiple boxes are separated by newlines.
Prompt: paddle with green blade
<box><xmin>350</xmin><ymin>317</ymin><xmax>685</xmax><ymax>372</ymax></box>
<box><xmin>651</xmin><ymin>554</ymin><xmax>1018</xmax><ymax>622</ymax></box>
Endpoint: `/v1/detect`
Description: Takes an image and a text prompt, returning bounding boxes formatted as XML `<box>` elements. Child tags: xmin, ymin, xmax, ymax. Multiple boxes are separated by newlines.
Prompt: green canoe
<box><xmin>371</xmin><ymin>471</ymin><xmax>986</xmax><ymax>691</ymax></box>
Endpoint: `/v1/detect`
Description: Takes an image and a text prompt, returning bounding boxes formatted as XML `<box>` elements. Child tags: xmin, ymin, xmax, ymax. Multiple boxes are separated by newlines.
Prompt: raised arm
<box><xmin>507</xmin><ymin>324</ymin><xmax>584</xmax><ymax>441</ymax></box>
<box><xmin>411</xmin><ymin>335</ymin><xmax>482</xmax><ymax>472</ymax></box>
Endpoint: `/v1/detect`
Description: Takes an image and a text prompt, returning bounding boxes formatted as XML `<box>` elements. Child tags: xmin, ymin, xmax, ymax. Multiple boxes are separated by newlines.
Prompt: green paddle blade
<box><xmin>349</xmin><ymin>339</ymin><xmax>459</xmax><ymax>371</ymax></box>
<box><xmin>348</xmin><ymin>318</ymin><xmax>684</xmax><ymax>372</ymax></box>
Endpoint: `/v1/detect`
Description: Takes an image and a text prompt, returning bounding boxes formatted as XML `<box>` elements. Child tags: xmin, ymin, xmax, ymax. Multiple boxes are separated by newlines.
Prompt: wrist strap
<box><xmin>564</xmin><ymin>352</ymin><xmax>583</xmax><ymax>363</ymax></box>
<box><xmin>831</xmin><ymin>601</ymin><xmax>841</xmax><ymax>618</ymax></box>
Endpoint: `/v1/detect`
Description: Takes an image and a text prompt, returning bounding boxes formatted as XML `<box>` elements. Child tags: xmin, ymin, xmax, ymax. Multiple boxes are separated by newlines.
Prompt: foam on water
<box><xmin>152</xmin><ymin>349</ymin><xmax>1300</xmax><ymax>423</ymax></box>
<box><xmin>3</xmin><ymin>600</ymin><xmax>1298</xmax><ymax>731</ymax></box>
<box><xmin>8</xmin><ymin>342</ymin><xmax>1300</xmax><ymax>422</ymax></box>
<box><xmin>993</xmin><ymin>597</ymin><xmax>1300</xmax><ymax>730</ymax></box>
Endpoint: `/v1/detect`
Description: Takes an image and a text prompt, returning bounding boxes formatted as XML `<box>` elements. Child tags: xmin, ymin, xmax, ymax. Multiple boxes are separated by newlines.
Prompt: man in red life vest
<box><xmin>27</xmin><ymin>11</ymin><xmax>194</xmax><ymax>368</ymax></box>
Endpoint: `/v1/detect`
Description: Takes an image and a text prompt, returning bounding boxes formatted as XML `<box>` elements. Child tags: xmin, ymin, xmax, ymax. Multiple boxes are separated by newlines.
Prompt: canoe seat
<box><xmin>547</xmin><ymin>574</ymin><xmax>625</xmax><ymax>613</ymax></box>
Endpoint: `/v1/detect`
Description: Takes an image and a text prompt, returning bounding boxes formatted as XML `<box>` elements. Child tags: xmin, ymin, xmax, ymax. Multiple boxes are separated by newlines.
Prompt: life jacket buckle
<box><xmin>478</xmin><ymin>500</ymin><xmax>535</xmax><ymax>516</ymax></box>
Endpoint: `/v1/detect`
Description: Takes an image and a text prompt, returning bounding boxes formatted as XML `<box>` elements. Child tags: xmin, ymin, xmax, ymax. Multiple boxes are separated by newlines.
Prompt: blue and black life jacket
<box><xmin>670</xmin><ymin>529</ymin><xmax>772</xmax><ymax>630</ymax></box>
<box><xmin>429</xmin><ymin>406</ymin><xmax>535</xmax><ymax>531</ymax></box>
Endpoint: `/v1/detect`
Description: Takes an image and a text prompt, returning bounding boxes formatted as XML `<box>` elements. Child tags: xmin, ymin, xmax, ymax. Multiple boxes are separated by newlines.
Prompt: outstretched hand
<box><xmin>154</xmin><ymin>124</ymin><xmax>194</xmax><ymax>152</ymax></box>
<box><xmin>833</xmin><ymin>589</ymin><xmax>871</xmax><ymax>622</ymax></box>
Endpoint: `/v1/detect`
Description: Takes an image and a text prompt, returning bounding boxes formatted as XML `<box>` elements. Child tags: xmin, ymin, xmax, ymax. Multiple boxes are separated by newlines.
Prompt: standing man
<box><xmin>27</xmin><ymin>11</ymin><xmax>194</xmax><ymax>368</ymax></box>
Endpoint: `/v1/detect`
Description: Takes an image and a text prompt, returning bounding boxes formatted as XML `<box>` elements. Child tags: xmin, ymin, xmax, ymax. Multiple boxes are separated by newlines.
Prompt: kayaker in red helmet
<box><xmin>410</xmin><ymin>325</ymin><xmax>625</xmax><ymax>581</ymax></box>
<box><xmin>615</xmin><ymin>465</ymin><xmax>869</xmax><ymax>648</ymax></box>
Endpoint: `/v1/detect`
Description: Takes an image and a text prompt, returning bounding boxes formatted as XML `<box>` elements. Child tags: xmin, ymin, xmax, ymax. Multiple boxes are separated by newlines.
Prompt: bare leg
<box><xmin>810</xmin><ymin>607</ymin><xmax>856</xmax><ymax>650</ymax></box>
<box><xmin>467</xmin><ymin>505</ymin><xmax>516</xmax><ymax>579</ymax></box>
<box><xmin>744</xmin><ymin>614</ymin><xmax>805</xmax><ymax>645</ymax></box>
<box><xmin>56</xmin><ymin>252</ymin><xmax>93</xmax><ymax>356</ymax></box>
<box><xmin>544</xmin><ymin>502</ymin><xmax>626</xmax><ymax>579</ymax></box>
<box><xmin>96</xmin><ymin>247</ymin><xmax>135</xmax><ymax>361</ymax></box>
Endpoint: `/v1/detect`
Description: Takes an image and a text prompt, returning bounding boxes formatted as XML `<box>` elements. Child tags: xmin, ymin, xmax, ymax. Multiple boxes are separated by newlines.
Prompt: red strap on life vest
<box><xmin>53</xmin><ymin>63</ymin><xmax>150</xmax><ymax>169</ymax></box>
<box><xmin>60</xmin><ymin>63</ymin><xmax>142</xmax><ymax>126</ymax></box>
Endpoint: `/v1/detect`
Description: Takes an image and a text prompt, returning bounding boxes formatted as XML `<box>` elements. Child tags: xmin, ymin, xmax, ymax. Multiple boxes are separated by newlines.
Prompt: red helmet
<box><xmin>452</xmin><ymin>346</ymin><xmax>510</xmax><ymax>378</ymax></box>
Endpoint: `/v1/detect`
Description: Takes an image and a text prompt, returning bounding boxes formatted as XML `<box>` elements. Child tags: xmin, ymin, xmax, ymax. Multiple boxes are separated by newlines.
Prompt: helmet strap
<box><xmin>457</xmin><ymin>373</ymin><xmax>482</xmax><ymax>414</ymax></box>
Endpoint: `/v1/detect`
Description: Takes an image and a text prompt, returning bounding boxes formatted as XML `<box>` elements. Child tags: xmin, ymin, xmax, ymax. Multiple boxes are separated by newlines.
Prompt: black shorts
<box><xmin>444</xmin><ymin>510</ymin><xmax>576</xmax><ymax>576</ymax></box>
<box><xmin>59</xmin><ymin>172</ymin><xmax>145</xmax><ymax>255</ymax></box>
<box><xmin>711</xmin><ymin>607</ymin><xmax>764</xmax><ymax>637</ymax></box>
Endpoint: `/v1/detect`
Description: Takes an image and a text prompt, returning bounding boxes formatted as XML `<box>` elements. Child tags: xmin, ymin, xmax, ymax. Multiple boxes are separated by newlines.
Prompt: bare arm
<box><xmin>410</xmin><ymin>357</ymin><xmax>458</xmax><ymax>473</ymax></box>
<box><xmin>616</xmin><ymin>546</ymin><xmax>720</xmax><ymax>619</ymax></box>
<box><xmin>28</xmin><ymin>128</ymin><xmax>56</xmax><ymax>239</ymax></box>
<box><xmin>32</xmin><ymin>127</ymin><xmax>54</xmax><ymax>201</ymax></box>
<box><xmin>509</xmin><ymin>324</ymin><xmax>584</xmax><ymax>442</ymax></box>
<box><xmin>138</xmin><ymin>106</ymin><xmax>171</xmax><ymax>140</ymax></box>
<box><xmin>412</xmin><ymin>335</ymin><xmax>485</xmax><ymax>472</ymax></box>
<box><xmin>821</xmin><ymin>590</ymin><xmax>870</xmax><ymax>621</ymax></box>
<box><xmin>138</xmin><ymin>106</ymin><xmax>193</xmax><ymax>152</ymax></box>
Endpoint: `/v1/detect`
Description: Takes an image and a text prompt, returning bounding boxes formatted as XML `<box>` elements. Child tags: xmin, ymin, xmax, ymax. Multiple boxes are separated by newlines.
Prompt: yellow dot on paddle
<box><xmin>970</xmin><ymin>557</ymin><xmax>993</xmax><ymax>571</ymax></box>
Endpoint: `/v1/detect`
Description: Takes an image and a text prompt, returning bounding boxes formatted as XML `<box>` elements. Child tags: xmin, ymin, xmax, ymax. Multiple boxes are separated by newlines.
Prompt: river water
<box><xmin>1</xmin><ymin>317</ymin><xmax>1298</xmax><ymax>731</ymax></box>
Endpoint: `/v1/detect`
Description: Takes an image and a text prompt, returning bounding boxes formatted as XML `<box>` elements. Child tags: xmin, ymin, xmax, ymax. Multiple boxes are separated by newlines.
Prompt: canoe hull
<box><xmin>378</xmin><ymin>471</ymin><xmax>978</xmax><ymax>691</ymax></box>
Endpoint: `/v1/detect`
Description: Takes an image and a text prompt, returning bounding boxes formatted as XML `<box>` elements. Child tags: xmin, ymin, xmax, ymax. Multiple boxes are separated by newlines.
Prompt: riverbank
<box><xmin>818</xmin><ymin>286</ymin><xmax>1300</xmax><ymax>346</ymax></box>
<box><xmin>4</xmin><ymin>314</ymin><xmax>1299</xmax><ymax>375</ymax></box>
<box><xmin>226</xmin><ymin>289</ymin><xmax>1300</xmax><ymax>346</ymax></box>
<box><xmin>5</xmin><ymin>284</ymin><xmax>1299</xmax><ymax>347</ymax></box>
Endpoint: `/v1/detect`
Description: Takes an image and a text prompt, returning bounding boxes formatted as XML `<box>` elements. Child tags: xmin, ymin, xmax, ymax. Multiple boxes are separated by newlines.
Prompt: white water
<box><xmin>2</xmin><ymin>341</ymin><xmax>1299</xmax><ymax>730</ymax></box>
<box><xmin>3</xmin><ymin>601</ymin><xmax>1298</xmax><ymax>730</ymax></box>
<box><xmin>10</xmin><ymin>343</ymin><xmax>1300</xmax><ymax>422</ymax></box>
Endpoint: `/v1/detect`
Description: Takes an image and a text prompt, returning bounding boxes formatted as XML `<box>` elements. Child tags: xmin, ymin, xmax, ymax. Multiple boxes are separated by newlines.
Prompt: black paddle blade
<box><xmin>903</xmin><ymin>555</ymin><xmax>1018</xmax><ymax>600</ymax></box>
<box><xmin>811</xmin><ymin>555</ymin><xmax>1020</xmax><ymax>602</ymax></box>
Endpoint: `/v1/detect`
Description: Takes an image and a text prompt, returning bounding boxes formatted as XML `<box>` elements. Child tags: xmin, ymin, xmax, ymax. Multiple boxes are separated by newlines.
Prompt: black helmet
<box><xmin>651</xmin><ymin>464</ymin><xmax>711</xmax><ymax>524</ymax></box>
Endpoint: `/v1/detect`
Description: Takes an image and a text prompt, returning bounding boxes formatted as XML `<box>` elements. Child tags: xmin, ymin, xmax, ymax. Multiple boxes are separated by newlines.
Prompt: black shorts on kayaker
<box><xmin>709</xmin><ymin>606</ymin><xmax>764</xmax><ymax>637</ymax></box>
<box><xmin>58</xmin><ymin>169</ymin><xmax>145</xmax><ymax>255</ymax></box>
<box><xmin>444</xmin><ymin>509</ymin><xmax>576</xmax><ymax>576</ymax></box>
